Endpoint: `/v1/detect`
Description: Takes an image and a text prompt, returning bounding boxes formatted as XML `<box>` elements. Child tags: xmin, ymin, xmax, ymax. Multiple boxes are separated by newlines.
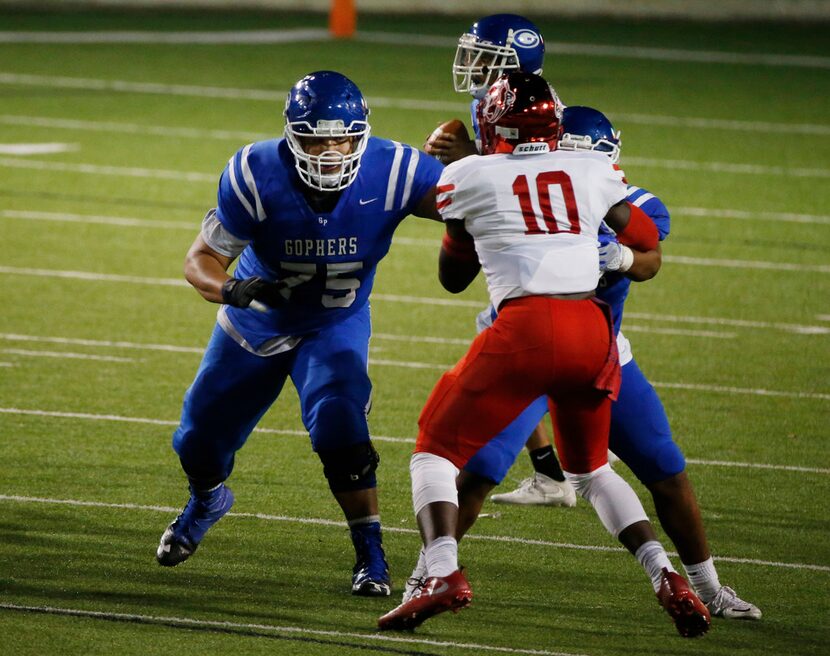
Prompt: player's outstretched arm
<box><xmin>412</xmin><ymin>186</ymin><xmax>443</xmax><ymax>222</ymax></box>
<box><xmin>439</xmin><ymin>220</ymin><xmax>480</xmax><ymax>293</ymax></box>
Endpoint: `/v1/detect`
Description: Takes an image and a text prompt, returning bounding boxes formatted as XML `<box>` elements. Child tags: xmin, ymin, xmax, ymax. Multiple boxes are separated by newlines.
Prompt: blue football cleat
<box><xmin>350</xmin><ymin>521</ymin><xmax>391</xmax><ymax>596</ymax></box>
<box><xmin>156</xmin><ymin>484</ymin><xmax>234</xmax><ymax>567</ymax></box>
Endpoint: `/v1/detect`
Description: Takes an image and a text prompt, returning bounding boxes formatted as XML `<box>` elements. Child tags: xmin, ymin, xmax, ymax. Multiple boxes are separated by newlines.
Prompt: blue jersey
<box><xmin>215</xmin><ymin>137</ymin><xmax>443</xmax><ymax>348</ymax></box>
<box><xmin>598</xmin><ymin>185</ymin><xmax>670</xmax><ymax>334</ymax></box>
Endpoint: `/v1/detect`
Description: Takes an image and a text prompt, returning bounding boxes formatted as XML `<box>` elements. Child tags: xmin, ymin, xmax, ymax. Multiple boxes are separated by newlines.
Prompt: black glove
<box><xmin>221</xmin><ymin>276</ymin><xmax>287</xmax><ymax>309</ymax></box>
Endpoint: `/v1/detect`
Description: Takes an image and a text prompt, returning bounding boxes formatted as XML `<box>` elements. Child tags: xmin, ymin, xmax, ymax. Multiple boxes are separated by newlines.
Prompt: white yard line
<box><xmin>0</xmin><ymin>114</ymin><xmax>266</xmax><ymax>141</ymax></box>
<box><xmin>624</xmin><ymin>156</ymin><xmax>830</xmax><ymax>179</ymax></box>
<box><xmin>7</xmin><ymin>206</ymin><xmax>830</xmax><ymax>230</ymax></box>
<box><xmin>0</xmin><ymin>603</ymin><xmax>581</xmax><ymax>656</ymax></box>
<box><xmin>2</xmin><ymin>27</ymin><xmax>829</xmax><ymax>70</ymax></box>
<box><xmin>649</xmin><ymin>381</ymin><xmax>830</xmax><ymax>401</ymax></box>
<box><xmin>356</xmin><ymin>31</ymin><xmax>830</xmax><ymax>70</ymax></box>
<box><xmin>661</xmin><ymin>255</ymin><xmax>830</xmax><ymax>274</ymax></box>
<box><xmin>672</xmin><ymin>206</ymin><xmax>830</xmax><ymax>225</ymax></box>
<box><xmin>0</xmin><ymin>75</ymin><xmax>828</xmax><ymax>136</ymax></box>
<box><xmin>7</xmin><ymin>149</ymin><xmax>826</xmax><ymax>189</ymax></box>
<box><xmin>623</xmin><ymin>312</ymin><xmax>830</xmax><ymax>335</ymax></box>
<box><xmin>0</xmin><ymin>209</ymin><xmax>194</xmax><ymax>229</ymax></box>
<box><xmin>0</xmin><ymin>493</ymin><xmax>827</xmax><ymax>572</ymax></box>
<box><xmin>0</xmin><ymin>29</ymin><xmax>330</xmax><ymax>44</ymax></box>
<box><xmin>0</xmin><ymin>142</ymin><xmax>77</xmax><ymax>155</ymax></box>
<box><xmin>0</xmin><ymin>156</ymin><xmax>215</xmax><ymax>183</ymax></box>
<box><xmin>0</xmin><ymin>267</ymin><xmax>826</xmax><ymax>334</ymax></box>
<box><xmin>9</xmin><ymin>213</ymin><xmax>825</xmax><ymax>275</ymax></box>
<box><xmin>1</xmin><ymin>141</ymin><xmax>827</xmax><ymax>184</ymax></box>
<box><xmin>0</xmin><ymin>333</ymin><xmax>204</xmax><ymax>354</ymax></box>
<box><xmin>0</xmin><ymin>348</ymin><xmax>135</xmax><ymax>363</ymax></box>
<box><xmin>1</xmin><ymin>407</ymin><xmax>828</xmax><ymax>472</ymax></box>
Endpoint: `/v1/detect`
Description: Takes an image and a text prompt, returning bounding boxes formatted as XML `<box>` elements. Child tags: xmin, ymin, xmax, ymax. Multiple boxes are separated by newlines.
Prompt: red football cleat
<box><xmin>656</xmin><ymin>568</ymin><xmax>711</xmax><ymax>638</ymax></box>
<box><xmin>378</xmin><ymin>569</ymin><xmax>473</xmax><ymax>631</ymax></box>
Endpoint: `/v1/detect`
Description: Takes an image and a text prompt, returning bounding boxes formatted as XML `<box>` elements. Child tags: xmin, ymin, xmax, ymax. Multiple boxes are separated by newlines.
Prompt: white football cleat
<box><xmin>705</xmin><ymin>585</ymin><xmax>762</xmax><ymax>620</ymax></box>
<box><xmin>490</xmin><ymin>473</ymin><xmax>577</xmax><ymax>507</ymax></box>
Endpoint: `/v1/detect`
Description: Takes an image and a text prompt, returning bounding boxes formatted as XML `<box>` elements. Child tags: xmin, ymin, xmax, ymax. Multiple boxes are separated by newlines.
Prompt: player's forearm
<box><xmin>439</xmin><ymin>228</ymin><xmax>480</xmax><ymax>292</ymax></box>
<box><xmin>626</xmin><ymin>247</ymin><xmax>662</xmax><ymax>281</ymax></box>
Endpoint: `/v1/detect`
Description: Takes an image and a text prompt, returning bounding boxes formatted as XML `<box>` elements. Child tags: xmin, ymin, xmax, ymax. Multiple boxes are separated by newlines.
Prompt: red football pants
<box><xmin>415</xmin><ymin>296</ymin><xmax>620</xmax><ymax>474</ymax></box>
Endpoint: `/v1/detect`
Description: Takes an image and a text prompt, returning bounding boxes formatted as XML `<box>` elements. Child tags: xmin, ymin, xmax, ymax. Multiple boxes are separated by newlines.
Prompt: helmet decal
<box><xmin>509</xmin><ymin>28</ymin><xmax>541</xmax><ymax>49</ymax></box>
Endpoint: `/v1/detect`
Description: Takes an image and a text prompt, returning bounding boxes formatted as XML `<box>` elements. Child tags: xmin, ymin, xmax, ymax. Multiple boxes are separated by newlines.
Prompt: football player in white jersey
<box><xmin>419</xmin><ymin>13</ymin><xmax>761</xmax><ymax>623</ymax></box>
<box><xmin>378</xmin><ymin>73</ymin><xmax>710</xmax><ymax>637</ymax></box>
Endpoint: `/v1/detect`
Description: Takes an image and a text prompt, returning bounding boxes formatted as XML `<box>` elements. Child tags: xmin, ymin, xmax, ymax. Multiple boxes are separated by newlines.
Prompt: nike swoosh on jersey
<box><xmin>359</xmin><ymin>197</ymin><xmax>378</xmax><ymax>205</ymax></box>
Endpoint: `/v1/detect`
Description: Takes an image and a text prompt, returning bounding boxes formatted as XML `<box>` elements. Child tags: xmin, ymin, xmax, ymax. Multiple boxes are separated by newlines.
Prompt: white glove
<box><xmin>598</xmin><ymin>241</ymin><xmax>634</xmax><ymax>273</ymax></box>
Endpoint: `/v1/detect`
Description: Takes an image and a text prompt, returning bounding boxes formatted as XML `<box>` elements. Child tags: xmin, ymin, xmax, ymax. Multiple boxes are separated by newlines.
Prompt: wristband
<box><xmin>618</xmin><ymin>245</ymin><xmax>634</xmax><ymax>272</ymax></box>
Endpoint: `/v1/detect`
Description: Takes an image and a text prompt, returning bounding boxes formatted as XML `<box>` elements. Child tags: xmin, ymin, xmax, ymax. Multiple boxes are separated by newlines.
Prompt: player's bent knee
<box><xmin>318</xmin><ymin>441</ymin><xmax>380</xmax><ymax>492</ymax></box>
<box><xmin>565</xmin><ymin>464</ymin><xmax>648</xmax><ymax>538</ymax></box>
<box><xmin>410</xmin><ymin>452</ymin><xmax>459</xmax><ymax>515</ymax></box>
<box><xmin>633</xmin><ymin>440</ymin><xmax>686</xmax><ymax>485</ymax></box>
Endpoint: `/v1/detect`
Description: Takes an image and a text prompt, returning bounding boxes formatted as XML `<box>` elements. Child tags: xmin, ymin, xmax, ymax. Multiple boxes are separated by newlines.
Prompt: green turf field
<box><xmin>0</xmin><ymin>7</ymin><xmax>828</xmax><ymax>655</ymax></box>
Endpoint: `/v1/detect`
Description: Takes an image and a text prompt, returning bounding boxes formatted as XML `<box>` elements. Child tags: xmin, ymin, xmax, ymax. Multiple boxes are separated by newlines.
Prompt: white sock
<box><xmin>635</xmin><ymin>540</ymin><xmax>675</xmax><ymax>592</ymax></box>
<box><xmin>683</xmin><ymin>557</ymin><xmax>721</xmax><ymax>602</ymax></box>
<box><xmin>414</xmin><ymin>547</ymin><xmax>427</xmax><ymax>578</ymax></box>
<box><xmin>424</xmin><ymin>536</ymin><xmax>458</xmax><ymax>577</ymax></box>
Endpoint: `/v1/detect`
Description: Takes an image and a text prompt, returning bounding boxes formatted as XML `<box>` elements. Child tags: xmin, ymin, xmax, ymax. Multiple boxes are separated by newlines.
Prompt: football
<box><xmin>429</xmin><ymin>118</ymin><xmax>469</xmax><ymax>142</ymax></box>
<box><xmin>425</xmin><ymin>119</ymin><xmax>471</xmax><ymax>163</ymax></box>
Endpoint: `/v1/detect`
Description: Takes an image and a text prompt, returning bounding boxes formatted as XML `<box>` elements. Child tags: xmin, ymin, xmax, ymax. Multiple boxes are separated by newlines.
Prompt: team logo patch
<box><xmin>510</xmin><ymin>29</ymin><xmax>541</xmax><ymax>49</ymax></box>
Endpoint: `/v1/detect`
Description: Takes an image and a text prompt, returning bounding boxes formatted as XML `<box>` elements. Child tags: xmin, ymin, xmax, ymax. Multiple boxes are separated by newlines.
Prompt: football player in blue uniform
<box><xmin>156</xmin><ymin>71</ymin><xmax>444</xmax><ymax>598</ymax></box>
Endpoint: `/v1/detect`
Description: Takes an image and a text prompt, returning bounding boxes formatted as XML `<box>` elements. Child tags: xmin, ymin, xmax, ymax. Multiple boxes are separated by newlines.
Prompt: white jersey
<box><xmin>436</xmin><ymin>148</ymin><xmax>628</xmax><ymax>309</ymax></box>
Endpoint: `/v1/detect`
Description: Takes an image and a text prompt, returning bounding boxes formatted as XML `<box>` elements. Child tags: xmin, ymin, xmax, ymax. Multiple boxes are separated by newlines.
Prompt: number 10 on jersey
<box><xmin>512</xmin><ymin>171</ymin><xmax>581</xmax><ymax>235</ymax></box>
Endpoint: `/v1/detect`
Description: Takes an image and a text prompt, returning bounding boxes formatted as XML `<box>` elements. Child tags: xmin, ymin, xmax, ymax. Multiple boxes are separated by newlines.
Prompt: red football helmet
<box><xmin>476</xmin><ymin>72</ymin><xmax>564</xmax><ymax>155</ymax></box>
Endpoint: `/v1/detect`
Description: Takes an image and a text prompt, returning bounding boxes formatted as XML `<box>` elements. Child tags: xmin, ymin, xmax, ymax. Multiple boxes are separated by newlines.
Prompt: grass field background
<box><xmin>0</xmin><ymin>8</ymin><xmax>828</xmax><ymax>655</ymax></box>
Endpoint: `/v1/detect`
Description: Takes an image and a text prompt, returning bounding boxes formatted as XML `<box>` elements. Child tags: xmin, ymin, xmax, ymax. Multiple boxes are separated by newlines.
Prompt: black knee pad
<box><xmin>318</xmin><ymin>441</ymin><xmax>380</xmax><ymax>492</ymax></box>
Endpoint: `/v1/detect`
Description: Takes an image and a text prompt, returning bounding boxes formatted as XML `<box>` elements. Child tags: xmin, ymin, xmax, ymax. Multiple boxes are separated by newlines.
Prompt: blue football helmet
<box><xmin>284</xmin><ymin>71</ymin><xmax>371</xmax><ymax>192</ymax></box>
<box><xmin>453</xmin><ymin>14</ymin><xmax>545</xmax><ymax>98</ymax></box>
<box><xmin>558</xmin><ymin>106</ymin><xmax>621</xmax><ymax>164</ymax></box>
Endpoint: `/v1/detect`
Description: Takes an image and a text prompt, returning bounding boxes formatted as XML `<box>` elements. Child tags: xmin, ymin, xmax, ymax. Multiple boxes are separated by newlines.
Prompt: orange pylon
<box><xmin>329</xmin><ymin>0</ymin><xmax>356</xmax><ymax>39</ymax></box>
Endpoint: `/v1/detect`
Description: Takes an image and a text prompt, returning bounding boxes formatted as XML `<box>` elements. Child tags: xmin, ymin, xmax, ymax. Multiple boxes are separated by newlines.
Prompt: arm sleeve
<box><xmin>638</xmin><ymin>195</ymin><xmax>671</xmax><ymax>241</ymax></box>
<box><xmin>626</xmin><ymin>184</ymin><xmax>670</xmax><ymax>240</ymax></box>
<box><xmin>402</xmin><ymin>147</ymin><xmax>445</xmax><ymax>214</ymax></box>
<box><xmin>201</xmin><ymin>208</ymin><xmax>250</xmax><ymax>258</ymax></box>
<box><xmin>215</xmin><ymin>145</ymin><xmax>263</xmax><ymax>242</ymax></box>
